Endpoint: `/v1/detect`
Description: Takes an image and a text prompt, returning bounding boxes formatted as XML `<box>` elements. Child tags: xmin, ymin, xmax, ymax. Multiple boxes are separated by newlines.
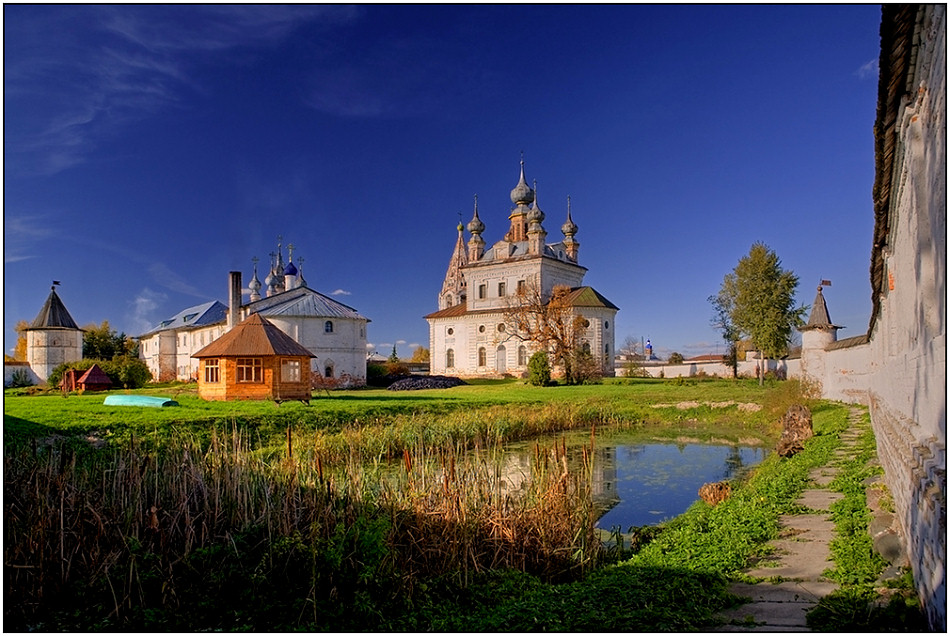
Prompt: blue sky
<box><xmin>5</xmin><ymin>4</ymin><xmax>882</xmax><ymax>360</ymax></box>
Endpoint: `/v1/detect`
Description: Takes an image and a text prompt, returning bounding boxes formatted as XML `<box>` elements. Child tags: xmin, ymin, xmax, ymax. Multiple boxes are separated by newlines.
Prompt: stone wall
<box><xmin>865</xmin><ymin>5</ymin><xmax>946</xmax><ymax>629</ymax></box>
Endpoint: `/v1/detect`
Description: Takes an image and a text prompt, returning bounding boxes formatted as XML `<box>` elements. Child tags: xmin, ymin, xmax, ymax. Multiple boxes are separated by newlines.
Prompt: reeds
<box><xmin>4</xmin><ymin>425</ymin><xmax>602</xmax><ymax>629</ymax></box>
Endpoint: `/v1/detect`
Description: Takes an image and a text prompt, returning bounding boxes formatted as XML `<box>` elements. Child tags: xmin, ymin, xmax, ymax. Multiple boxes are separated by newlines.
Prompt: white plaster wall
<box><xmin>26</xmin><ymin>328</ymin><xmax>83</xmax><ymax>382</ymax></box>
<box><xmin>864</xmin><ymin>6</ymin><xmax>946</xmax><ymax>628</ymax></box>
<box><xmin>4</xmin><ymin>363</ymin><xmax>41</xmax><ymax>387</ymax></box>
<box><xmin>617</xmin><ymin>358</ymin><xmax>799</xmax><ymax>380</ymax></box>
<box><xmin>268</xmin><ymin>315</ymin><xmax>368</xmax><ymax>384</ymax></box>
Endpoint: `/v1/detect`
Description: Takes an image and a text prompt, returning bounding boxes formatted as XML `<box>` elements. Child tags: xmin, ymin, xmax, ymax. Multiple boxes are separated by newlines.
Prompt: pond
<box><xmin>591</xmin><ymin>440</ymin><xmax>768</xmax><ymax>530</ymax></box>
<box><xmin>500</xmin><ymin>430</ymin><xmax>769</xmax><ymax>531</ymax></box>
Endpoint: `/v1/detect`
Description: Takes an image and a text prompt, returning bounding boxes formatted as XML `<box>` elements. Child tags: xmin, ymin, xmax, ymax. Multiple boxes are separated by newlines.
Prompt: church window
<box><xmin>478</xmin><ymin>284</ymin><xmax>487</xmax><ymax>299</ymax></box>
<box><xmin>324</xmin><ymin>363</ymin><xmax>335</xmax><ymax>378</ymax></box>
<box><xmin>604</xmin><ymin>321</ymin><xmax>609</xmax><ymax>330</ymax></box>
<box><xmin>478</xmin><ymin>325</ymin><xmax>486</xmax><ymax>333</ymax></box>
<box><xmin>477</xmin><ymin>347</ymin><xmax>486</xmax><ymax>366</ymax></box>
<box><xmin>518</xmin><ymin>346</ymin><xmax>527</xmax><ymax>366</ymax></box>
<box><xmin>446</xmin><ymin>349</ymin><xmax>455</xmax><ymax>368</ymax></box>
<box><xmin>204</xmin><ymin>359</ymin><xmax>220</xmax><ymax>384</ymax></box>
<box><xmin>582</xmin><ymin>319</ymin><xmax>591</xmax><ymax>328</ymax></box>
<box><xmin>497</xmin><ymin>323</ymin><xmax>506</xmax><ymax>332</ymax></box>
<box><xmin>236</xmin><ymin>358</ymin><xmax>263</xmax><ymax>383</ymax></box>
<box><xmin>325</xmin><ymin>321</ymin><xmax>334</xmax><ymax>333</ymax></box>
<box><xmin>498</xmin><ymin>282</ymin><xmax>506</xmax><ymax>296</ymax></box>
<box><xmin>447</xmin><ymin>327</ymin><xmax>454</xmax><ymax>335</ymax></box>
<box><xmin>517</xmin><ymin>280</ymin><xmax>525</xmax><ymax>294</ymax></box>
<box><xmin>582</xmin><ymin>342</ymin><xmax>591</xmax><ymax>355</ymax></box>
<box><xmin>446</xmin><ymin>294</ymin><xmax>453</xmax><ymax>307</ymax></box>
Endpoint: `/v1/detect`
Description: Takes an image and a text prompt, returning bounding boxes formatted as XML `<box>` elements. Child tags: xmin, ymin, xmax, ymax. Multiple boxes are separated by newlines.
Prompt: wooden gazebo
<box><xmin>191</xmin><ymin>312</ymin><xmax>315</xmax><ymax>402</ymax></box>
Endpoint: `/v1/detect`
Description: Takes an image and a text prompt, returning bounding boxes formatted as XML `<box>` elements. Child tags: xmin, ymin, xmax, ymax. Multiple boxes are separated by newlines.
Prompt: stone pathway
<box><xmin>716</xmin><ymin>408</ymin><xmax>866</xmax><ymax>631</ymax></box>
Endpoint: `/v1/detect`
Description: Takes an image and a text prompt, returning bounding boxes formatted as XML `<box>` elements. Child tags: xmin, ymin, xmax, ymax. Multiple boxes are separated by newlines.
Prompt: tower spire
<box><xmin>561</xmin><ymin>195</ymin><xmax>579</xmax><ymax>262</ymax></box>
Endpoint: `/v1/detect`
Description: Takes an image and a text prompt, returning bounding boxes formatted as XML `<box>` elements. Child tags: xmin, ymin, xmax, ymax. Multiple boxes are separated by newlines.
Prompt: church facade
<box><xmin>139</xmin><ymin>240</ymin><xmax>370</xmax><ymax>386</ymax></box>
<box><xmin>426</xmin><ymin>161</ymin><xmax>618</xmax><ymax>378</ymax></box>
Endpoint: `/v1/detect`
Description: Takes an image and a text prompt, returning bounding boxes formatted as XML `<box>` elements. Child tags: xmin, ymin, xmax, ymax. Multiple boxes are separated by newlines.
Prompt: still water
<box><xmin>592</xmin><ymin>441</ymin><xmax>768</xmax><ymax>530</ymax></box>
<box><xmin>501</xmin><ymin>432</ymin><xmax>769</xmax><ymax>530</ymax></box>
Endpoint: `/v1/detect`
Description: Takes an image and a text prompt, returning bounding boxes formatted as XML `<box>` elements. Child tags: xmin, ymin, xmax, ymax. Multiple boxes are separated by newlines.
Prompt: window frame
<box><xmin>204</xmin><ymin>358</ymin><xmax>220</xmax><ymax>384</ymax></box>
<box><xmin>236</xmin><ymin>357</ymin><xmax>263</xmax><ymax>383</ymax></box>
<box><xmin>281</xmin><ymin>358</ymin><xmax>301</xmax><ymax>382</ymax></box>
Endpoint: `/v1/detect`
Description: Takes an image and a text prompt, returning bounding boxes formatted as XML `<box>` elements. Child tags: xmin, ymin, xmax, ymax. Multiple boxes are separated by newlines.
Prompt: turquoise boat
<box><xmin>103</xmin><ymin>395</ymin><xmax>179</xmax><ymax>408</ymax></box>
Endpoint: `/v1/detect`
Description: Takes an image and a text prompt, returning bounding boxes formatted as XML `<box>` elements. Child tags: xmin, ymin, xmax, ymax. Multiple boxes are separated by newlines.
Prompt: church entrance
<box><xmin>496</xmin><ymin>345</ymin><xmax>506</xmax><ymax>373</ymax></box>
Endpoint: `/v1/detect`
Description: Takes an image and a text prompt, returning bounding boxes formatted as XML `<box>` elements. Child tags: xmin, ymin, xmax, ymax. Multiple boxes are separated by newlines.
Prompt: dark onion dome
<box><xmin>527</xmin><ymin>181</ymin><xmax>545</xmax><ymax>224</ymax></box>
<box><xmin>562</xmin><ymin>196</ymin><xmax>578</xmax><ymax>236</ymax></box>
<box><xmin>467</xmin><ymin>200</ymin><xmax>485</xmax><ymax>235</ymax></box>
<box><xmin>509</xmin><ymin>161</ymin><xmax>535</xmax><ymax>205</ymax></box>
<box><xmin>284</xmin><ymin>260</ymin><xmax>298</xmax><ymax>276</ymax></box>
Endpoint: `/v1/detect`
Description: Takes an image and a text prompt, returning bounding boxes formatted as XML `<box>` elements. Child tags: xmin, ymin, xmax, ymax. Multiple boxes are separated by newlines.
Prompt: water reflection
<box><xmin>497</xmin><ymin>437</ymin><xmax>767</xmax><ymax>530</ymax></box>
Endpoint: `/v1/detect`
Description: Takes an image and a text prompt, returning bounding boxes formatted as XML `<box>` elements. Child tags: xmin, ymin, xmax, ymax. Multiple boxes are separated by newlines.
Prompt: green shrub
<box><xmin>48</xmin><ymin>357</ymin><xmax>152</xmax><ymax>389</ymax></box>
<box><xmin>9</xmin><ymin>368</ymin><xmax>33</xmax><ymax>388</ymax></box>
<box><xmin>527</xmin><ymin>351</ymin><xmax>551</xmax><ymax>386</ymax></box>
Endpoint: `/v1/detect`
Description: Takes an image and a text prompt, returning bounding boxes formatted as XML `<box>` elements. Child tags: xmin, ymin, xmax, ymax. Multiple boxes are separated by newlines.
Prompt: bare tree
<box><xmin>503</xmin><ymin>281</ymin><xmax>592</xmax><ymax>384</ymax></box>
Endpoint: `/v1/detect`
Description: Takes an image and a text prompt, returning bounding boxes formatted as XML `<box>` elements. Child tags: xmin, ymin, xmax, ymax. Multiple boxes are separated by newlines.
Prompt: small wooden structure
<box><xmin>77</xmin><ymin>364</ymin><xmax>112</xmax><ymax>392</ymax></box>
<box><xmin>191</xmin><ymin>312</ymin><xmax>314</xmax><ymax>402</ymax></box>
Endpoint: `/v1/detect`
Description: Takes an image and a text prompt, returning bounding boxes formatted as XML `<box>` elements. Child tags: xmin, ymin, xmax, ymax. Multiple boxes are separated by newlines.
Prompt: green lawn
<box><xmin>5</xmin><ymin>377</ymin><xmax>916</xmax><ymax>631</ymax></box>
<box><xmin>4</xmin><ymin>377</ymin><xmax>790</xmax><ymax>454</ymax></box>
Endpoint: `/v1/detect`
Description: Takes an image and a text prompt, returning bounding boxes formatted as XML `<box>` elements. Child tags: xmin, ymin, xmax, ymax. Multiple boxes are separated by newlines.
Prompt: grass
<box><xmin>5</xmin><ymin>377</ymin><xmax>906</xmax><ymax>631</ymax></box>
<box><xmin>4</xmin><ymin>377</ymin><xmax>796</xmax><ymax>455</ymax></box>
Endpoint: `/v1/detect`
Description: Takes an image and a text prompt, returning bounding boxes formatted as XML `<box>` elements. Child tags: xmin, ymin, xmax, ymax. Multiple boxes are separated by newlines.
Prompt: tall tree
<box><xmin>714</xmin><ymin>242</ymin><xmax>806</xmax><ymax>385</ymax></box>
<box><xmin>82</xmin><ymin>320</ymin><xmax>132</xmax><ymax>360</ymax></box>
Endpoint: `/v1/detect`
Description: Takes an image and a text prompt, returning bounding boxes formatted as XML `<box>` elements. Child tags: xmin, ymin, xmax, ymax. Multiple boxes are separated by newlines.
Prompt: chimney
<box><xmin>228</xmin><ymin>271</ymin><xmax>242</xmax><ymax>329</ymax></box>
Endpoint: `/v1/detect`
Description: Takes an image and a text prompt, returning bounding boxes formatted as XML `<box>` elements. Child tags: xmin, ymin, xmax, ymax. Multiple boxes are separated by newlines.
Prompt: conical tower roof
<box><xmin>28</xmin><ymin>287</ymin><xmax>79</xmax><ymax>330</ymax></box>
<box><xmin>802</xmin><ymin>286</ymin><xmax>840</xmax><ymax>330</ymax></box>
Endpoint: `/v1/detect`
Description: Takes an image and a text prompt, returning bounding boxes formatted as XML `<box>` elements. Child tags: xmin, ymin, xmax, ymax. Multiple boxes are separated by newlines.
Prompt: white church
<box><xmin>138</xmin><ymin>240</ymin><xmax>370</xmax><ymax>386</ymax></box>
<box><xmin>426</xmin><ymin>160</ymin><xmax>618</xmax><ymax>377</ymax></box>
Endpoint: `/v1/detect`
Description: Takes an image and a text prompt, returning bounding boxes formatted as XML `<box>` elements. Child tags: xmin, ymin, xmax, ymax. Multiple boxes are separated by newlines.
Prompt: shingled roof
<box><xmin>801</xmin><ymin>286</ymin><xmax>841</xmax><ymax>331</ymax></box>
<box><xmin>28</xmin><ymin>287</ymin><xmax>80</xmax><ymax>330</ymax></box>
<box><xmin>191</xmin><ymin>312</ymin><xmax>315</xmax><ymax>358</ymax></box>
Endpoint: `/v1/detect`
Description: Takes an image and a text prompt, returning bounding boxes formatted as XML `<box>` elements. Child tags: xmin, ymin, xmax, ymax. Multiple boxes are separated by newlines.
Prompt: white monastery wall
<box><xmin>860</xmin><ymin>6</ymin><xmax>945</xmax><ymax>628</ymax></box>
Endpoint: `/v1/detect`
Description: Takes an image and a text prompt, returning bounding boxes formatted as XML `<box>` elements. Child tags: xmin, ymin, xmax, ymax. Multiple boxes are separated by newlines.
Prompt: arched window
<box><xmin>477</xmin><ymin>347</ymin><xmax>486</xmax><ymax>367</ymax></box>
<box><xmin>582</xmin><ymin>342</ymin><xmax>591</xmax><ymax>355</ymax></box>
<box><xmin>518</xmin><ymin>346</ymin><xmax>527</xmax><ymax>366</ymax></box>
<box><xmin>446</xmin><ymin>294</ymin><xmax>453</xmax><ymax>307</ymax></box>
<box><xmin>446</xmin><ymin>348</ymin><xmax>455</xmax><ymax>369</ymax></box>
<box><xmin>324</xmin><ymin>321</ymin><xmax>334</xmax><ymax>333</ymax></box>
<box><xmin>324</xmin><ymin>361</ymin><xmax>335</xmax><ymax>378</ymax></box>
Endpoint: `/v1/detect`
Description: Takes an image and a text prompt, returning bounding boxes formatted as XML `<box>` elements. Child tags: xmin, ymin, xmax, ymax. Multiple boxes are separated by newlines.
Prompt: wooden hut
<box><xmin>191</xmin><ymin>312</ymin><xmax>314</xmax><ymax>402</ymax></box>
<box><xmin>77</xmin><ymin>364</ymin><xmax>112</xmax><ymax>392</ymax></box>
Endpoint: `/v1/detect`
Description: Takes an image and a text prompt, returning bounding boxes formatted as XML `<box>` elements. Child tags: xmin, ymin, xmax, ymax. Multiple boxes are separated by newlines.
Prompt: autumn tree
<box><xmin>13</xmin><ymin>320</ymin><xmax>29</xmax><ymax>361</ymax></box>
<box><xmin>504</xmin><ymin>282</ymin><xmax>594</xmax><ymax>385</ymax></box>
<box><xmin>410</xmin><ymin>346</ymin><xmax>430</xmax><ymax>363</ymax></box>
<box><xmin>713</xmin><ymin>242</ymin><xmax>806</xmax><ymax>385</ymax></box>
